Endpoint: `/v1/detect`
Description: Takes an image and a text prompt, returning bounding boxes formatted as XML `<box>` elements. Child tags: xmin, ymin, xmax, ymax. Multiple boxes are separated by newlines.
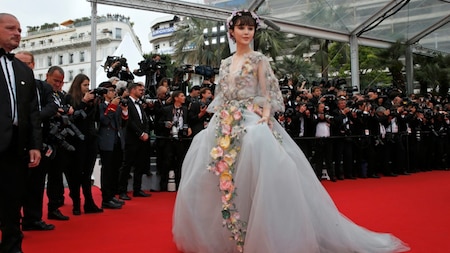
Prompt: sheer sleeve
<box><xmin>254</xmin><ymin>55</ymin><xmax>285</xmax><ymax>114</ymax></box>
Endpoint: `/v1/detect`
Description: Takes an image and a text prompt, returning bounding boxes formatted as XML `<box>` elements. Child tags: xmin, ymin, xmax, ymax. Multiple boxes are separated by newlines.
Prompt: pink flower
<box><xmin>222</xmin><ymin>123</ymin><xmax>232</xmax><ymax>135</ymax></box>
<box><xmin>220</xmin><ymin>178</ymin><xmax>233</xmax><ymax>191</ymax></box>
<box><xmin>216</xmin><ymin>160</ymin><xmax>229</xmax><ymax>173</ymax></box>
<box><xmin>233</xmin><ymin>110</ymin><xmax>242</xmax><ymax>120</ymax></box>
<box><xmin>220</xmin><ymin>109</ymin><xmax>230</xmax><ymax>119</ymax></box>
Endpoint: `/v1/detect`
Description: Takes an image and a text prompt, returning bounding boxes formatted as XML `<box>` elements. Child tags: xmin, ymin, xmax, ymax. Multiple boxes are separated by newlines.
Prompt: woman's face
<box><xmin>81</xmin><ymin>79</ymin><xmax>90</xmax><ymax>94</ymax></box>
<box><xmin>230</xmin><ymin>22</ymin><xmax>255</xmax><ymax>46</ymax></box>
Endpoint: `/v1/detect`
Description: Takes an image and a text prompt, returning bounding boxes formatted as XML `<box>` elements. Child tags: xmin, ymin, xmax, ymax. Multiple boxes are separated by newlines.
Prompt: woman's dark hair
<box><xmin>227</xmin><ymin>10</ymin><xmax>260</xmax><ymax>42</ymax></box>
<box><xmin>67</xmin><ymin>73</ymin><xmax>90</xmax><ymax>107</ymax></box>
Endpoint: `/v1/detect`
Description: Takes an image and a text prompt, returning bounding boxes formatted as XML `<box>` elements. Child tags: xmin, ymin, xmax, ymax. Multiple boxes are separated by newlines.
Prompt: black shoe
<box><xmin>84</xmin><ymin>204</ymin><xmax>103</xmax><ymax>214</ymax></box>
<box><xmin>401</xmin><ymin>171</ymin><xmax>411</xmax><ymax>175</ymax></box>
<box><xmin>22</xmin><ymin>220</ymin><xmax>55</xmax><ymax>231</ymax></box>
<box><xmin>133</xmin><ymin>190</ymin><xmax>151</xmax><ymax>197</ymax></box>
<box><xmin>119</xmin><ymin>193</ymin><xmax>131</xmax><ymax>200</ymax></box>
<box><xmin>369</xmin><ymin>174</ymin><xmax>380</xmax><ymax>178</ymax></box>
<box><xmin>112</xmin><ymin>197</ymin><xmax>125</xmax><ymax>205</ymax></box>
<box><xmin>102</xmin><ymin>200</ymin><xmax>123</xmax><ymax>209</ymax></box>
<box><xmin>384</xmin><ymin>172</ymin><xmax>398</xmax><ymax>177</ymax></box>
<box><xmin>48</xmin><ymin>209</ymin><xmax>69</xmax><ymax>221</ymax></box>
<box><xmin>73</xmin><ymin>209</ymin><xmax>81</xmax><ymax>216</ymax></box>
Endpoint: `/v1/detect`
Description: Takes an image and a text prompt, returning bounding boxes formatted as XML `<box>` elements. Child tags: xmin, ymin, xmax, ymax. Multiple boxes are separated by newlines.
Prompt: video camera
<box><xmin>47</xmin><ymin>113</ymin><xmax>85</xmax><ymax>152</ymax></box>
<box><xmin>175</xmin><ymin>65</ymin><xmax>219</xmax><ymax>79</ymax></box>
<box><xmin>137</xmin><ymin>58</ymin><xmax>167</xmax><ymax>74</ymax></box>
<box><xmin>102</xmin><ymin>55</ymin><xmax>128</xmax><ymax>72</ymax></box>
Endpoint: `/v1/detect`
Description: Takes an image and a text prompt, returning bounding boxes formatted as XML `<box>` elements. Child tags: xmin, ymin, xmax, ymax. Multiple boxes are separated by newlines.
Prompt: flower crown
<box><xmin>226</xmin><ymin>9</ymin><xmax>261</xmax><ymax>30</ymax></box>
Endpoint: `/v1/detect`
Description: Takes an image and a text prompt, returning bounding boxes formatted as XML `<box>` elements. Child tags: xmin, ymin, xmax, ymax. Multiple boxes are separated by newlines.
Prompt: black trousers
<box><xmin>0</xmin><ymin>140</ymin><xmax>27</xmax><ymax>253</ymax></box>
<box><xmin>118</xmin><ymin>140</ymin><xmax>150</xmax><ymax>193</ymax></box>
<box><xmin>46</xmin><ymin>149</ymin><xmax>68</xmax><ymax>212</ymax></box>
<box><xmin>99</xmin><ymin>142</ymin><xmax>123</xmax><ymax>202</ymax></box>
<box><xmin>65</xmin><ymin>137</ymin><xmax>98</xmax><ymax>210</ymax></box>
<box><xmin>22</xmin><ymin>158</ymin><xmax>47</xmax><ymax>224</ymax></box>
<box><xmin>157</xmin><ymin>138</ymin><xmax>189</xmax><ymax>191</ymax></box>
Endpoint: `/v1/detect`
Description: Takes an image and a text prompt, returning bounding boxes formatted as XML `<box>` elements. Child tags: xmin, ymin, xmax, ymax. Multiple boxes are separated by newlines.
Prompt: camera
<box><xmin>91</xmin><ymin>87</ymin><xmax>108</xmax><ymax>97</ymax></box>
<box><xmin>47</xmin><ymin>114</ymin><xmax>85</xmax><ymax>152</ymax></box>
<box><xmin>142</xmin><ymin>94</ymin><xmax>158</xmax><ymax>104</ymax></box>
<box><xmin>171</xmin><ymin>121</ymin><xmax>179</xmax><ymax>139</ymax></box>
<box><xmin>119</xmin><ymin>98</ymin><xmax>128</xmax><ymax>107</ymax></box>
<box><xmin>102</xmin><ymin>56</ymin><xmax>128</xmax><ymax>72</ymax></box>
<box><xmin>137</xmin><ymin>58</ymin><xmax>167</xmax><ymax>74</ymax></box>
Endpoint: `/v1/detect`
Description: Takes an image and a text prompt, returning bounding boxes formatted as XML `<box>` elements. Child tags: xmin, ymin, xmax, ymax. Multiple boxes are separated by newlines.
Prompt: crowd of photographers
<box><xmin>17</xmin><ymin>52</ymin><xmax>449</xmax><ymax>234</ymax></box>
<box><xmin>277</xmin><ymin>76</ymin><xmax>450</xmax><ymax>182</ymax></box>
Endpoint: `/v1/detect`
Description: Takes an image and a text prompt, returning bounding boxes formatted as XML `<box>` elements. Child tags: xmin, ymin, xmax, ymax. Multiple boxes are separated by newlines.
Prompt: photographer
<box><xmin>157</xmin><ymin>91</ymin><xmax>192</xmax><ymax>191</ymax></box>
<box><xmin>185</xmin><ymin>85</ymin><xmax>200</xmax><ymax>106</ymax></box>
<box><xmin>188</xmin><ymin>87</ymin><xmax>213</xmax><ymax>137</ymax></box>
<box><xmin>201</xmin><ymin>75</ymin><xmax>216</xmax><ymax>96</ymax></box>
<box><xmin>385</xmin><ymin>102</ymin><xmax>411</xmax><ymax>176</ymax></box>
<box><xmin>44</xmin><ymin>66</ymin><xmax>73</xmax><ymax>221</ymax></box>
<box><xmin>106</xmin><ymin>57</ymin><xmax>134</xmax><ymax>82</ymax></box>
<box><xmin>331</xmin><ymin>96</ymin><xmax>354</xmax><ymax>180</ymax></box>
<box><xmin>16</xmin><ymin>51</ymin><xmax>58</xmax><ymax>231</ymax></box>
<box><xmin>64</xmin><ymin>74</ymin><xmax>103</xmax><ymax>215</ymax></box>
<box><xmin>134</xmin><ymin>54</ymin><xmax>166</xmax><ymax>97</ymax></box>
<box><xmin>312</xmin><ymin>102</ymin><xmax>336</xmax><ymax>181</ymax></box>
<box><xmin>97</xmin><ymin>81</ymin><xmax>128</xmax><ymax>209</ymax></box>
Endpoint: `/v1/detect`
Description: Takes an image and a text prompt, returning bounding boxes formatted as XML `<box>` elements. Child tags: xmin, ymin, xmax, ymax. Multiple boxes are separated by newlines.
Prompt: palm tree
<box><xmin>171</xmin><ymin>17</ymin><xmax>229</xmax><ymax>68</ymax></box>
<box><xmin>414</xmin><ymin>54</ymin><xmax>450</xmax><ymax>96</ymax></box>
<box><xmin>254</xmin><ymin>28</ymin><xmax>288</xmax><ymax>62</ymax></box>
<box><xmin>376</xmin><ymin>41</ymin><xmax>407</xmax><ymax>90</ymax></box>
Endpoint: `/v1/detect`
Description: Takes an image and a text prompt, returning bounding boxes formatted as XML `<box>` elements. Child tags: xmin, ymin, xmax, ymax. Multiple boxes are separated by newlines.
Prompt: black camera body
<box><xmin>138</xmin><ymin>59</ymin><xmax>167</xmax><ymax>74</ymax></box>
<box><xmin>103</xmin><ymin>56</ymin><xmax>128</xmax><ymax>72</ymax></box>
<box><xmin>91</xmin><ymin>87</ymin><xmax>108</xmax><ymax>97</ymax></box>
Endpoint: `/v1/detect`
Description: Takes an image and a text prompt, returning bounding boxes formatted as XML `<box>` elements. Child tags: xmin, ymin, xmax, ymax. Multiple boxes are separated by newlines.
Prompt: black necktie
<box><xmin>0</xmin><ymin>48</ymin><xmax>15</xmax><ymax>61</ymax></box>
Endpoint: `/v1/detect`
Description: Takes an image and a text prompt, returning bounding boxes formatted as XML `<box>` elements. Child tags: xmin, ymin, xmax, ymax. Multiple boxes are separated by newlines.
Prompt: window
<box><xmin>59</xmin><ymin>55</ymin><xmax>63</xmax><ymax>65</ymax></box>
<box><xmin>69</xmin><ymin>53</ymin><xmax>74</xmax><ymax>64</ymax></box>
<box><xmin>115</xmin><ymin>28</ymin><xmax>122</xmax><ymax>39</ymax></box>
<box><xmin>47</xmin><ymin>56</ymin><xmax>52</xmax><ymax>67</ymax></box>
<box><xmin>155</xmin><ymin>44</ymin><xmax>160</xmax><ymax>50</ymax></box>
<box><xmin>80</xmin><ymin>51</ymin><xmax>85</xmax><ymax>62</ymax></box>
<box><xmin>68</xmin><ymin>70</ymin><xmax>73</xmax><ymax>81</ymax></box>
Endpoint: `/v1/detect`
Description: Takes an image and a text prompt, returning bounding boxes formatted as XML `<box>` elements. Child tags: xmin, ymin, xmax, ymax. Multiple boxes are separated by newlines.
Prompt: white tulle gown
<box><xmin>172</xmin><ymin>51</ymin><xmax>409</xmax><ymax>253</ymax></box>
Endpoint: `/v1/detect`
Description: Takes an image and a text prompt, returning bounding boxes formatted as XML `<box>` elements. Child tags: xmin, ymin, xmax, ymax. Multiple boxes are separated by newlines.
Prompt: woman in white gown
<box><xmin>173</xmin><ymin>10</ymin><xmax>410</xmax><ymax>253</ymax></box>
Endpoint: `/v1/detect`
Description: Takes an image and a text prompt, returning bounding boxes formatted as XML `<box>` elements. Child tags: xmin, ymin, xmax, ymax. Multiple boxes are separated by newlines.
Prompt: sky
<box><xmin>2</xmin><ymin>0</ymin><xmax>169</xmax><ymax>53</ymax></box>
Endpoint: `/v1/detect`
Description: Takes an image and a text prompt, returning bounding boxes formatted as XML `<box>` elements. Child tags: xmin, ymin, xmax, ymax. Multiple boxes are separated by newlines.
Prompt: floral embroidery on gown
<box><xmin>172</xmin><ymin>51</ymin><xmax>409</xmax><ymax>253</ymax></box>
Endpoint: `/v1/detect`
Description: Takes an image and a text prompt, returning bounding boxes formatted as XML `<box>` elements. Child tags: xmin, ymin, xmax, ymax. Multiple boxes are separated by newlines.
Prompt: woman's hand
<box><xmin>257</xmin><ymin>116</ymin><xmax>273</xmax><ymax>129</ymax></box>
<box><xmin>82</xmin><ymin>92</ymin><xmax>95</xmax><ymax>103</ymax></box>
<box><xmin>257</xmin><ymin>116</ymin><xmax>269</xmax><ymax>124</ymax></box>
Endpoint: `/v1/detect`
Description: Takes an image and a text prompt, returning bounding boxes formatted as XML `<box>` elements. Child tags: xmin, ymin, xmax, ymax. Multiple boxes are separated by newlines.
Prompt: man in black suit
<box><xmin>118</xmin><ymin>82</ymin><xmax>152</xmax><ymax>200</ymax></box>
<box><xmin>15</xmin><ymin>51</ymin><xmax>57</xmax><ymax>231</ymax></box>
<box><xmin>188</xmin><ymin>87</ymin><xmax>212</xmax><ymax>137</ymax></box>
<box><xmin>0</xmin><ymin>13</ymin><xmax>42</xmax><ymax>253</ymax></box>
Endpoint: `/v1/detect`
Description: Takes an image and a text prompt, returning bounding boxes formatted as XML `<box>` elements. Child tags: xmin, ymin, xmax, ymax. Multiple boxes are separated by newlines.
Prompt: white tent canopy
<box><xmin>94</xmin><ymin>32</ymin><xmax>145</xmax><ymax>88</ymax></box>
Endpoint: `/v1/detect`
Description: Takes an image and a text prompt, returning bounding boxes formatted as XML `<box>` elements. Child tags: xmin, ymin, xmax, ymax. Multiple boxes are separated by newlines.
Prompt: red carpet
<box><xmin>22</xmin><ymin>170</ymin><xmax>450</xmax><ymax>253</ymax></box>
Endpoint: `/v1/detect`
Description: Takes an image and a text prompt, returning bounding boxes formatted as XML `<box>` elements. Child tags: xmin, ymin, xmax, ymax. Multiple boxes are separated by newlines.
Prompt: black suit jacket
<box><xmin>0</xmin><ymin>57</ymin><xmax>41</xmax><ymax>153</ymax></box>
<box><xmin>124</xmin><ymin>97</ymin><xmax>150</xmax><ymax>146</ymax></box>
<box><xmin>158</xmin><ymin>105</ymin><xmax>189</xmax><ymax>138</ymax></box>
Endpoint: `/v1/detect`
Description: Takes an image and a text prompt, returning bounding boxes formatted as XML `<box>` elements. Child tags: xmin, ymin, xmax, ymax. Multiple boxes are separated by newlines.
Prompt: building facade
<box><xmin>19</xmin><ymin>14</ymin><xmax>142</xmax><ymax>90</ymax></box>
